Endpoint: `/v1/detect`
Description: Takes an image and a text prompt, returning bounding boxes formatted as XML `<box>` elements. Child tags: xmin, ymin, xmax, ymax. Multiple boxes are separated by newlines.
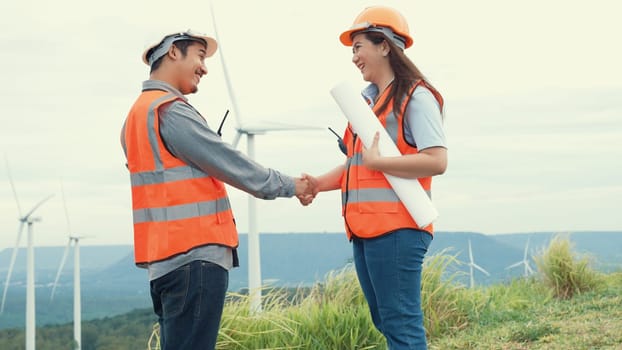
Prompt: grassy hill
<box><xmin>2</xmin><ymin>274</ymin><xmax>620</xmax><ymax>349</ymax></box>
<box><xmin>430</xmin><ymin>273</ymin><xmax>622</xmax><ymax>349</ymax></box>
<box><xmin>1</xmin><ymin>231</ymin><xmax>620</xmax><ymax>331</ymax></box>
<box><xmin>1</xmin><ymin>235</ymin><xmax>621</xmax><ymax>349</ymax></box>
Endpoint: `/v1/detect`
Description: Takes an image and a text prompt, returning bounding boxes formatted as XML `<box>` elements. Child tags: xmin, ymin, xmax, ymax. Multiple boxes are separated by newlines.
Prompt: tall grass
<box><xmin>421</xmin><ymin>251</ymin><xmax>472</xmax><ymax>338</ymax></box>
<box><xmin>147</xmin><ymin>323</ymin><xmax>160</xmax><ymax>350</ymax></box>
<box><xmin>147</xmin><ymin>238</ymin><xmax>611</xmax><ymax>349</ymax></box>
<box><xmin>212</xmin><ymin>265</ymin><xmax>385</xmax><ymax>349</ymax></box>
<box><xmin>534</xmin><ymin>234</ymin><xmax>603</xmax><ymax>299</ymax></box>
<box><xmin>148</xmin><ymin>252</ymin><xmax>472</xmax><ymax>349</ymax></box>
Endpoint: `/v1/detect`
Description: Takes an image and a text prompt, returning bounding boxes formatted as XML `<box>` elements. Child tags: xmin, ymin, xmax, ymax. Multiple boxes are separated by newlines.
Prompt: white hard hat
<box><xmin>142</xmin><ymin>30</ymin><xmax>218</xmax><ymax>66</ymax></box>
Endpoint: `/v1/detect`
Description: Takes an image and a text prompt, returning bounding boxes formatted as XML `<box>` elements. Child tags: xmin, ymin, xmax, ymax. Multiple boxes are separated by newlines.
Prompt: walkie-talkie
<box><xmin>328</xmin><ymin>127</ymin><xmax>347</xmax><ymax>155</ymax></box>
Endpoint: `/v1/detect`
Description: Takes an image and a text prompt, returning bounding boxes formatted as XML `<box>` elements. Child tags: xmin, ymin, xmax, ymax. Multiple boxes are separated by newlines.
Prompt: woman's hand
<box><xmin>361</xmin><ymin>131</ymin><xmax>447</xmax><ymax>178</ymax></box>
<box><xmin>297</xmin><ymin>173</ymin><xmax>319</xmax><ymax>206</ymax></box>
<box><xmin>362</xmin><ymin>131</ymin><xmax>382</xmax><ymax>170</ymax></box>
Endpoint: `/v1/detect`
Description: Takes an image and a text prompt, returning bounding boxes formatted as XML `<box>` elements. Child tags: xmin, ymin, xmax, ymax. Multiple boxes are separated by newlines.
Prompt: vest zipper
<box><xmin>344</xmin><ymin>134</ymin><xmax>357</xmax><ymax>239</ymax></box>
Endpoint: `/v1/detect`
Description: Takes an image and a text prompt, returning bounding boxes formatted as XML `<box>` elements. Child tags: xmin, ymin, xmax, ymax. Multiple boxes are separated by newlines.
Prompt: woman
<box><xmin>302</xmin><ymin>6</ymin><xmax>447</xmax><ymax>349</ymax></box>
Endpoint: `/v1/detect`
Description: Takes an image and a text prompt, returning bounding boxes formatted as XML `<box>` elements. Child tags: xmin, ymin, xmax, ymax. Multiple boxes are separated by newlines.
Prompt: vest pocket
<box><xmin>355</xmin><ymin>166</ymin><xmax>399</xmax><ymax>213</ymax></box>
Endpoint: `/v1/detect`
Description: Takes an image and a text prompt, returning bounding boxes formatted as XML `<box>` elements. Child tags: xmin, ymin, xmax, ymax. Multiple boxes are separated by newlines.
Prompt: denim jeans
<box><xmin>150</xmin><ymin>260</ymin><xmax>228</xmax><ymax>350</ymax></box>
<box><xmin>352</xmin><ymin>228</ymin><xmax>433</xmax><ymax>350</ymax></box>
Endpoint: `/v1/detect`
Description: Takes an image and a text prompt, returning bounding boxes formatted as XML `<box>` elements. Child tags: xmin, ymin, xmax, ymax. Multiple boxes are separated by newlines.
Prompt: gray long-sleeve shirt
<box><xmin>150</xmin><ymin>81</ymin><xmax>295</xmax><ymax>199</ymax></box>
<box><xmin>139</xmin><ymin>80</ymin><xmax>296</xmax><ymax>280</ymax></box>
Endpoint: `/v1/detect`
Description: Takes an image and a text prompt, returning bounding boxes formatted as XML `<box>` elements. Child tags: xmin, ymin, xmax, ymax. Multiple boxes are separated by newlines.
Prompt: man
<box><xmin>120</xmin><ymin>30</ymin><xmax>313</xmax><ymax>350</ymax></box>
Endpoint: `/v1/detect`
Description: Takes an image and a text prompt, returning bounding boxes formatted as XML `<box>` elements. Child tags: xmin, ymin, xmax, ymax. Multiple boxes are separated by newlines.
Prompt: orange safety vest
<box><xmin>341</xmin><ymin>81</ymin><xmax>444</xmax><ymax>239</ymax></box>
<box><xmin>122</xmin><ymin>90</ymin><xmax>238</xmax><ymax>267</ymax></box>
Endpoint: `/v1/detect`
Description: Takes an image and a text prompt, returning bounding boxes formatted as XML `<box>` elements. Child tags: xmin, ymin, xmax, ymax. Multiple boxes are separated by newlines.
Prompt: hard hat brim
<box><xmin>339</xmin><ymin>29</ymin><xmax>357</xmax><ymax>47</ymax></box>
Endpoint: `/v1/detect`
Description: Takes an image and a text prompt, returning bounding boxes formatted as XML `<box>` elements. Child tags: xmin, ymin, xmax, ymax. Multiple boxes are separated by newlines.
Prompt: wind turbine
<box><xmin>209</xmin><ymin>1</ymin><xmax>320</xmax><ymax>313</ymax></box>
<box><xmin>50</xmin><ymin>182</ymin><xmax>87</xmax><ymax>350</ymax></box>
<box><xmin>467</xmin><ymin>239</ymin><xmax>490</xmax><ymax>288</ymax></box>
<box><xmin>505</xmin><ymin>237</ymin><xmax>534</xmax><ymax>278</ymax></box>
<box><xmin>1</xmin><ymin>156</ymin><xmax>54</xmax><ymax>350</ymax></box>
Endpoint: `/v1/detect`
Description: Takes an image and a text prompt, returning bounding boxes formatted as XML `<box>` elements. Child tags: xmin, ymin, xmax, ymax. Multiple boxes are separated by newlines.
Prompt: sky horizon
<box><xmin>1</xmin><ymin>0</ymin><xmax>621</xmax><ymax>250</ymax></box>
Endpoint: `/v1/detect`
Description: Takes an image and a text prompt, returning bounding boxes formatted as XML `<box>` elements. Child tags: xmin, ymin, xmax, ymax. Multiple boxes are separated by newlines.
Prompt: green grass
<box><xmin>430</xmin><ymin>272</ymin><xmax>622</xmax><ymax>349</ymax></box>
<box><xmin>147</xmin><ymin>237</ymin><xmax>622</xmax><ymax>350</ymax></box>
<box><xmin>534</xmin><ymin>234</ymin><xmax>604</xmax><ymax>299</ymax></box>
<box><xmin>215</xmin><ymin>266</ymin><xmax>386</xmax><ymax>349</ymax></box>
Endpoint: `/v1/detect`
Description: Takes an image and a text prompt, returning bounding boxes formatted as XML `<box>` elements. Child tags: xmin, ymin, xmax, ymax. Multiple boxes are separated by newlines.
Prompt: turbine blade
<box><xmin>1</xmin><ymin>221</ymin><xmax>25</xmax><ymax>313</ymax></box>
<box><xmin>468</xmin><ymin>240</ymin><xmax>474</xmax><ymax>263</ymax></box>
<box><xmin>4</xmin><ymin>155</ymin><xmax>23</xmax><ymax>216</ymax></box>
<box><xmin>23</xmin><ymin>194</ymin><xmax>54</xmax><ymax>219</ymax></box>
<box><xmin>50</xmin><ymin>238</ymin><xmax>72</xmax><ymax>301</ymax></box>
<box><xmin>239</xmin><ymin>122</ymin><xmax>323</xmax><ymax>133</ymax></box>
<box><xmin>523</xmin><ymin>237</ymin><xmax>530</xmax><ymax>259</ymax></box>
<box><xmin>60</xmin><ymin>181</ymin><xmax>72</xmax><ymax>235</ymax></box>
<box><xmin>505</xmin><ymin>261</ymin><xmax>523</xmax><ymax>270</ymax></box>
<box><xmin>209</xmin><ymin>0</ymin><xmax>243</xmax><ymax>128</ymax></box>
<box><xmin>231</xmin><ymin>131</ymin><xmax>243</xmax><ymax>149</ymax></box>
<box><xmin>472</xmin><ymin>263</ymin><xmax>490</xmax><ymax>276</ymax></box>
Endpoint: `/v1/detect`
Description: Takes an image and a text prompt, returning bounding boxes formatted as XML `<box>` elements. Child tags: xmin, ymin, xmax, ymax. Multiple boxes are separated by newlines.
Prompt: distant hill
<box><xmin>0</xmin><ymin>231</ymin><xmax>620</xmax><ymax>329</ymax></box>
<box><xmin>0</xmin><ymin>244</ymin><xmax>132</xmax><ymax>276</ymax></box>
<box><xmin>426</xmin><ymin>231</ymin><xmax>622</xmax><ymax>286</ymax></box>
<box><xmin>493</xmin><ymin>231</ymin><xmax>622</xmax><ymax>271</ymax></box>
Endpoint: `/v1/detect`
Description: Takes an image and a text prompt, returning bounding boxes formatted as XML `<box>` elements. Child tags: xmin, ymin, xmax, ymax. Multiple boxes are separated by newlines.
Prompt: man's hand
<box><xmin>295</xmin><ymin>173</ymin><xmax>319</xmax><ymax>206</ymax></box>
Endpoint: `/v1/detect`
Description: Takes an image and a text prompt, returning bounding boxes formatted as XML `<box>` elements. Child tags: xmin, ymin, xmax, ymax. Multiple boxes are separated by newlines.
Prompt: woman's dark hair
<box><xmin>365</xmin><ymin>32</ymin><xmax>440</xmax><ymax>117</ymax></box>
<box><xmin>150</xmin><ymin>40</ymin><xmax>196</xmax><ymax>73</ymax></box>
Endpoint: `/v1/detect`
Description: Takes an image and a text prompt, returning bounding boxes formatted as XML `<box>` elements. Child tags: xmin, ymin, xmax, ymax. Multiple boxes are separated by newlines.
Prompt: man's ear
<box><xmin>167</xmin><ymin>44</ymin><xmax>179</xmax><ymax>61</ymax></box>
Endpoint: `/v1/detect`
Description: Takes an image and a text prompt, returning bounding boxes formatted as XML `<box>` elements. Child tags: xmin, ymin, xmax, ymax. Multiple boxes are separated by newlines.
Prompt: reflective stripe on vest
<box><xmin>130</xmin><ymin>165</ymin><xmax>209</xmax><ymax>186</ymax></box>
<box><xmin>123</xmin><ymin>90</ymin><xmax>238</xmax><ymax>266</ymax></box>
<box><xmin>341</xmin><ymin>81</ymin><xmax>443</xmax><ymax>239</ymax></box>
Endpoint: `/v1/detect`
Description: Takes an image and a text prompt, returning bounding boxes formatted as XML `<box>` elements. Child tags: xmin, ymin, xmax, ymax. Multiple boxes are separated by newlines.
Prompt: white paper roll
<box><xmin>329</xmin><ymin>80</ymin><xmax>438</xmax><ymax>228</ymax></box>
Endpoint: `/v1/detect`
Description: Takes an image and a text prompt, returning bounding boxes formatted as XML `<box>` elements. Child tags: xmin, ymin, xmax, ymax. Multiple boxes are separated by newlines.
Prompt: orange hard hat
<box><xmin>339</xmin><ymin>6</ymin><xmax>413</xmax><ymax>49</ymax></box>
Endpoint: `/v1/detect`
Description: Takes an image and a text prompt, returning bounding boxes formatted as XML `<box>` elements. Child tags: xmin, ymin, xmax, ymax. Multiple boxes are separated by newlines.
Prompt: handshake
<box><xmin>294</xmin><ymin>173</ymin><xmax>319</xmax><ymax>206</ymax></box>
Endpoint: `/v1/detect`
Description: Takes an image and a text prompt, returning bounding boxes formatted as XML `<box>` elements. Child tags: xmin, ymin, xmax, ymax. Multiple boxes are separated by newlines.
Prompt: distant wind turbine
<box><xmin>1</xmin><ymin>155</ymin><xmax>54</xmax><ymax>350</ymax></box>
<box><xmin>505</xmin><ymin>237</ymin><xmax>534</xmax><ymax>278</ymax></box>
<box><xmin>50</xmin><ymin>181</ymin><xmax>89</xmax><ymax>350</ymax></box>
<box><xmin>209</xmin><ymin>1</ymin><xmax>320</xmax><ymax>313</ymax></box>
<box><xmin>467</xmin><ymin>239</ymin><xmax>490</xmax><ymax>288</ymax></box>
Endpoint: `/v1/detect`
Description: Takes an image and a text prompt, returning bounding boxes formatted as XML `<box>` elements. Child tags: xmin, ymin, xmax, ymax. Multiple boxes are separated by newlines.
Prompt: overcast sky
<box><xmin>0</xmin><ymin>0</ymin><xmax>620</xmax><ymax>250</ymax></box>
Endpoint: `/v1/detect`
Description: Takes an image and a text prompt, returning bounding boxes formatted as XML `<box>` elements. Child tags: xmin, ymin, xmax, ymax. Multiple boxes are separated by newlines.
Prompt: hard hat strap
<box><xmin>356</xmin><ymin>25</ymin><xmax>407</xmax><ymax>50</ymax></box>
<box><xmin>147</xmin><ymin>33</ymin><xmax>206</xmax><ymax>66</ymax></box>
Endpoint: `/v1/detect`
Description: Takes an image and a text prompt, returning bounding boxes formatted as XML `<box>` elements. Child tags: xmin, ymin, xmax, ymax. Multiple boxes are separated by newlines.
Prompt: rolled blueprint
<box><xmin>329</xmin><ymin>80</ymin><xmax>438</xmax><ymax>228</ymax></box>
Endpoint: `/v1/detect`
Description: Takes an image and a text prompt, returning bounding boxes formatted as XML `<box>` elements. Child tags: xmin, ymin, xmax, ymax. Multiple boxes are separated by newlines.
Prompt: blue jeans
<box><xmin>352</xmin><ymin>229</ymin><xmax>433</xmax><ymax>350</ymax></box>
<box><xmin>150</xmin><ymin>260</ymin><xmax>228</xmax><ymax>350</ymax></box>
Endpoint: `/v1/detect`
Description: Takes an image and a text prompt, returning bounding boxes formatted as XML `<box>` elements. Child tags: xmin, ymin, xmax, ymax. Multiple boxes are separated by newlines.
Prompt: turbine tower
<box><xmin>209</xmin><ymin>1</ymin><xmax>319</xmax><ymax>313</ymax></box>
<box><xmin>467</xmin><ymin>239</ymin><xmax>490</xmax><ymax>288</ymax></box>
<box><xmin>505</xmin><ymin>237</ymin><xmax>534</xmax><ymax>278</ymax></box>
<box><xmin>1</xmin><ymin>156</ymin><xmax>54</xmax><ymax>350</ymax></box>
<box><xmin>50</xmin><ymin>182</ymin><xmax>86</xmax><ymax>350</ymax></box>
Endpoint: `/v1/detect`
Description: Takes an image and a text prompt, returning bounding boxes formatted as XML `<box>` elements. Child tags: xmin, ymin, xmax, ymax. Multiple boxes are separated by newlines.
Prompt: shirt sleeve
<box><xmin>404</xmin><ymin>86</ymin><xmax>447</xmax><ymax>150</ymax></box>
<box><xmin>158</xmin><ymin>101</ymin><xmax>296</xmax><ymax>199</ymax></box>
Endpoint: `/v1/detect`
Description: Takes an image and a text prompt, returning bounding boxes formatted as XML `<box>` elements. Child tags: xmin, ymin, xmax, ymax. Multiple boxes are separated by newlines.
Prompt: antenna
<box><xmin>216</xmin><ymin>109</ymin><xmax>230</xmax><ymax>136</ymax></box>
